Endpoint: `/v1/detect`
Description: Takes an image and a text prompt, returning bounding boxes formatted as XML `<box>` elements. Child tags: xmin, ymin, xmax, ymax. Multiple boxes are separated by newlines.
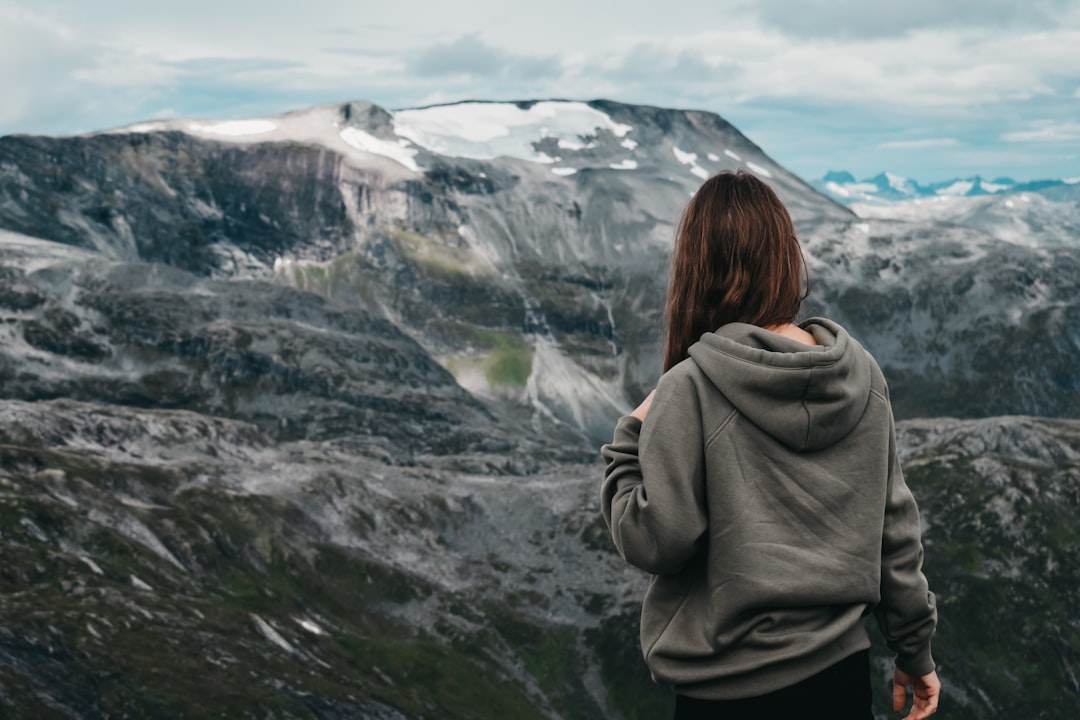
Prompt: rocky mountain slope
<box><xmin>849</xmin><ymin>191</ymin><xmax>1080</xmax><ymax>248</ymax></box>
<box><xmin>0</xmin><ymin>100</ymin><xmax>854</xmax><ymax>444</ymax></box>
<box><xmin>1</xmin><ymin>99</ymin><xmax>1078</xmax><ymax>718</ymax></box>
<box><xmin>2</xmin><ymin>100</ymin><xmax>1077</xmax><ymax>440</ymax></box>
<box><xmin>1</xmin><ymin>400</ymin><xmax>1077</xmax><ymax>718</ymax></box>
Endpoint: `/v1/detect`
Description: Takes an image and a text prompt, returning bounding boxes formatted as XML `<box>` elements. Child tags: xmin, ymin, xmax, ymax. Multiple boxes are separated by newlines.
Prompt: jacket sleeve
<box><xmin>599</xmin><ymin>370</ymin><xmax>707</xmax><ymax>575</ymax></box>
<box><xmin>874</xmin><ymin>415</ymin><xmax>938</xmax><ymax>676</ymax></box>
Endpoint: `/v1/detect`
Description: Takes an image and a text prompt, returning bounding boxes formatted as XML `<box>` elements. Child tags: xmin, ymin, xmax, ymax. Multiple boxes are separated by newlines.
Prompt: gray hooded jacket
<box><xmin>601</xmin><ymin>318</ymin><xmax>937</xmax><ymax>699</ymax></box>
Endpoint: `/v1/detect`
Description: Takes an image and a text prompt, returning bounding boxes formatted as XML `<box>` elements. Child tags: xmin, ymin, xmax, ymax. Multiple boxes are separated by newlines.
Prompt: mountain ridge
<box><xmin>814</xmin><ymin>169</ymin><xmax>1080</xmax><ymax>205</ymax></box>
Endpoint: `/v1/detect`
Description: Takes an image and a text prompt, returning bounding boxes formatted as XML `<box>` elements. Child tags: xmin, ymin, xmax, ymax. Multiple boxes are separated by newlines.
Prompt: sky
<box><xmin>1</xmin><ymin>0</ymin><xmax>1078</xmax><ymax>183</ymax></box>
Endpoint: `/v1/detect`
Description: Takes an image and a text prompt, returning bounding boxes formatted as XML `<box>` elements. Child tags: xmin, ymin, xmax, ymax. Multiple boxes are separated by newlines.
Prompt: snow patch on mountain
<box><xmin>339</xmin><ymin>127</ymin><xmax>419</xmax><ymax>171</ymax></box>
<box><xmin>884</xmin><ymin>172</ymin><xmax>911</xmax><ymax>192</ymax></box>
<box><xmin>391</xmin><ymin>101</ymin><xmax>632</xmax><ymax>164</ymax></box>
<box><xmin>673</xmin><ymin>147</ymin><xmax>709</xmax><ymax>179</ymax></box>
<box><xmin>746</xmin><ymin>161</ymin><xmax>773</xmax><ymax>179</ymax></box>
<box><xmin>251</xmin><ymin>614</ymin><xmax>297</xmax><ymax>655</ymax></box>
<box><xmin>850</xmin><ymin>192</ymin><xmax>1080</xmax><ymax>248</ymax></box>
<box><xmin>557</xmin><ymin>137</ymin><xmax>594</xmax><ymax>151</ymax></box>
<box><xmin>79</xmin><ymin>556</ymin><xmax>105</xmax><ymax>575</ymax></box>
<box><xmin>936</xmin><ymin>179</ymin><xmax>974</xmax><ymax>196</ymax></box>
<box><xmin>294</xmin><ymin>617</ymin><xmax>327</xmax><ymax>636</ymax></box>
<box><xmin>814</xmin><ymin>170</ymin><xmax>1080</xmax><ymax>206</ymax></box>
<box><xmin>130</xmin><ymin>575</ymin><xmax>154</xmax><ymax>592</ymax></box>
<box><xmin>672</xmin><ymin>147</ymin><xmax>696</xmax><ymax>165</ymax></box>
<box><xmin>188</xmin><ymin>120</ymin><xmax>277</xmax><ymax>137</ymax></box>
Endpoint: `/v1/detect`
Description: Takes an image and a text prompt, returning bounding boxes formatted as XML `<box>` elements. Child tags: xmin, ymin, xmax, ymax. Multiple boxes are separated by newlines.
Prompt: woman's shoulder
<box><xmin>653</xmin><ymin>354</ymin><xmax>737</xmax><ymax>416</ymax></box>
<box><xmin>657</xmin><ymin>354</ymin><xmax>707</xmax><ymax>388</ymax></box>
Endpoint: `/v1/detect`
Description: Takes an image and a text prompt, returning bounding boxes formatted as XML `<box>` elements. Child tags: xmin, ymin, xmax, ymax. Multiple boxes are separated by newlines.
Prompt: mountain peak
<box><xmin>823</xmin><ymin>169</ymin><xmax>855</xmax><ymax>184</ymax></box>
<box><xmin>813</xmin><ymin>170</ymin><xmax>1072</xmax><ymax>205</ymax></box>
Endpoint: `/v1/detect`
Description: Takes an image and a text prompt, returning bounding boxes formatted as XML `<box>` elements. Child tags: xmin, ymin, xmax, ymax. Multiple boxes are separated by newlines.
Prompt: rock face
<box><xmin>895</xmin><ymin>418</ymin><xmax>1080</xmax><ymax>718</ymax></box>
<box><xmin>2</xmin><ymin>100</ymin><xmax>1077</xmax><ymax>440</ymax></box>
<box><xmin>1</xmin><ymin>99</ymin><xmax>1078</xmax><ymax>718</ymax></box>
<box><xmin>0</xmin><ymin>232</ymin><xmax>561</xmax><ymax>463</ymax></box>
<box><xmin>801</xmin><ymin>218</ymin><xmax>1080</xmax><ymax>419</ymax></box>
<box><xmin>1</xmin><ymin>401</ymin><xmax>1078</xmax><ymax>718</ymax></box>
<box><xmin>0</xmin><ymin>100</ymin><xmax>855</xmax><ymax>444</ymax></box>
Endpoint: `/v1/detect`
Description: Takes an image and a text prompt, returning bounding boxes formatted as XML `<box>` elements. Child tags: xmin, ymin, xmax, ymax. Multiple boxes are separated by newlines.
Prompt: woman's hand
<box><xmin>631</xmin><ymin>390</ymin><xmax>656</xmax><ymax>421</ymax></box>
<box><xmin>893</xmin><ymin>668</ymin><xmax>941</xmax><ymax>719</ymax></box>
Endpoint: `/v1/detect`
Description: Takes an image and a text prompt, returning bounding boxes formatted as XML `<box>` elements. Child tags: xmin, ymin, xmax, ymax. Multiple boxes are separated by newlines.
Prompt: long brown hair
<box><xmin>662</xmin><ymin>171</ymin><xmax>809</xmax><ymax>371</ymax></box>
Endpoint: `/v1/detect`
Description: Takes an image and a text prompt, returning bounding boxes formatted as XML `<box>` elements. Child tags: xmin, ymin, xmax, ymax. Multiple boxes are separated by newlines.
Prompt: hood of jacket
<box><xmin>686</xmin><ymin>317</ymin><xmax>873</xmax><ymax>452</ymax></box>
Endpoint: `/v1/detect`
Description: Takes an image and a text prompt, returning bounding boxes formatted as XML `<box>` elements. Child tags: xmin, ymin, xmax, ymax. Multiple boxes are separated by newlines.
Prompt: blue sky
<box><xmin>1</xmin><ymin>0</ymin><xmax>1078</xmax><ymax>183</ymax></box>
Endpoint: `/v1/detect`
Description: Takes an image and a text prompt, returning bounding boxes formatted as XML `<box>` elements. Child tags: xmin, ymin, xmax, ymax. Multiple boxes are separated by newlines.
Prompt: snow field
<box><xmin>339</xmin><ymin>127</ymin><xmax>419</xmax><ymax>171</ymax></box>
<box><xmin>393</xmin><ymin>101</ymin><xmax>633</xmax><ymax>164</ymax></box>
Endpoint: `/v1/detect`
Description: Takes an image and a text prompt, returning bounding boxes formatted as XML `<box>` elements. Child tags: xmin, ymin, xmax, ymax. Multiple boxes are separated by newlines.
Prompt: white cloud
<box><xmin>4</xmin><ymin>3</ymin><xmax>1076</xmax><ymax>129</ymax></box>
<box><xmin>406</xmin><ymin>34</ymin><xmax>562</xmax><ymax>81</ymax></box>
<box><xmin>1</xmin><ymin>0</ymin><xmax>1078</xmax><ymax>181</ymax></box>
<box><xmin>703</xmin><ymin>28</ymin><xmax>1065</xmax><ymax>109</ymax></box>
<box><xmin>409</xmin><ymin>34</ymin><xmax>506</xmax><ymax>77</ymax></box>
<box><xmin>72</xmin><ymin>56</ymin><xmax>182</xmax><ymax>88</ymax></box>
<box><xmin>752</xmin><ymin>0</ymin><xmax>1073</xmax><ymax>38</ymax></box>
<box><xmin>1002</xmin><ymin>121</ymin><xmax>1080</xmax><ymax>142</ymax></box>
<box><xmin>0</xmin><ymin>5</ymin><xmax>97</xmax><ymax>128</ymax></box>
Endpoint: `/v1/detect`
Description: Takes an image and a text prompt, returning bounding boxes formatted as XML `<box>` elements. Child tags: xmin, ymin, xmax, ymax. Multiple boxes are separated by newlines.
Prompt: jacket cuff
<box><xmin>896</xmin><ymin>646</ymin><xmax>936</xmax><ymax>677</ymax></box>
<box><xmin>613</xmin><ymin>415</ymin><xmax>642</xmax><ymax>440</ymax></box>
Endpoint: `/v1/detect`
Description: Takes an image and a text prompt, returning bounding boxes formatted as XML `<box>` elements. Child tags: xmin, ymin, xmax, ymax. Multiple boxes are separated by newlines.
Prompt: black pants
<box><xmin>673</xmin><ymin>649</ymin><xmax>873</xmax><ymax>719</ymax></box>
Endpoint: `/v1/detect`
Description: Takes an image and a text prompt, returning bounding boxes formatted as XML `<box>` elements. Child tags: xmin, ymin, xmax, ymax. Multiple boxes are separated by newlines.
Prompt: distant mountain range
<box><xmin>813</xmin><ymin>170</ymin><xmax>1080</xmax><ymax>205</ymax></box>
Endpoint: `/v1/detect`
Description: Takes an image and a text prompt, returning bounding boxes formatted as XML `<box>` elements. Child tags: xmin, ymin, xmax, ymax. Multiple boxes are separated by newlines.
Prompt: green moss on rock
<box><xmin>388</xmin><ymin>228</ymin><xmax>486</xmax><ymax>279</ymax></box>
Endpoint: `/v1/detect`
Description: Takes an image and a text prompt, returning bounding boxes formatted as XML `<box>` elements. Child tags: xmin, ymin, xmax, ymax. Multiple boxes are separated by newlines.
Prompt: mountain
<box><xmin>1</xmin><ymin>101</ymin><xmax>1077</xmax><ymax>436</ymax></box>
<box><xmin>848</xmin><ymin>191</ymin><xmax>1080</xmax><ymax>248</ymax></box>
<box><xmin>1</xmin><ymin>400</ymin><xmax>1077</xmax><ymax>718</ymax></box>
<box><xmin>814</xmin><ymin>170</ymin><xmax>1080</xmax><ymax>205</ymax></box>
<box><xmin>1</xmin><ymin>99</ymin><xmax>1079</xmax><ymax>718</ymax></box>
<box><xmin>0</xmin><ymin>99</ymin><xmax>853</xmax><ymax>445</ymax></box>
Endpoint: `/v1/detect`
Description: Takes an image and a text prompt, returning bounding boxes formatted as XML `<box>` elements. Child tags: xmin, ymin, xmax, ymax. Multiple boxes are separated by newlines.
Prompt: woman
<box><xmin>600</xmin><ymin>171</ymin><xmax>940</xmax><ymax>719</ymax></box>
